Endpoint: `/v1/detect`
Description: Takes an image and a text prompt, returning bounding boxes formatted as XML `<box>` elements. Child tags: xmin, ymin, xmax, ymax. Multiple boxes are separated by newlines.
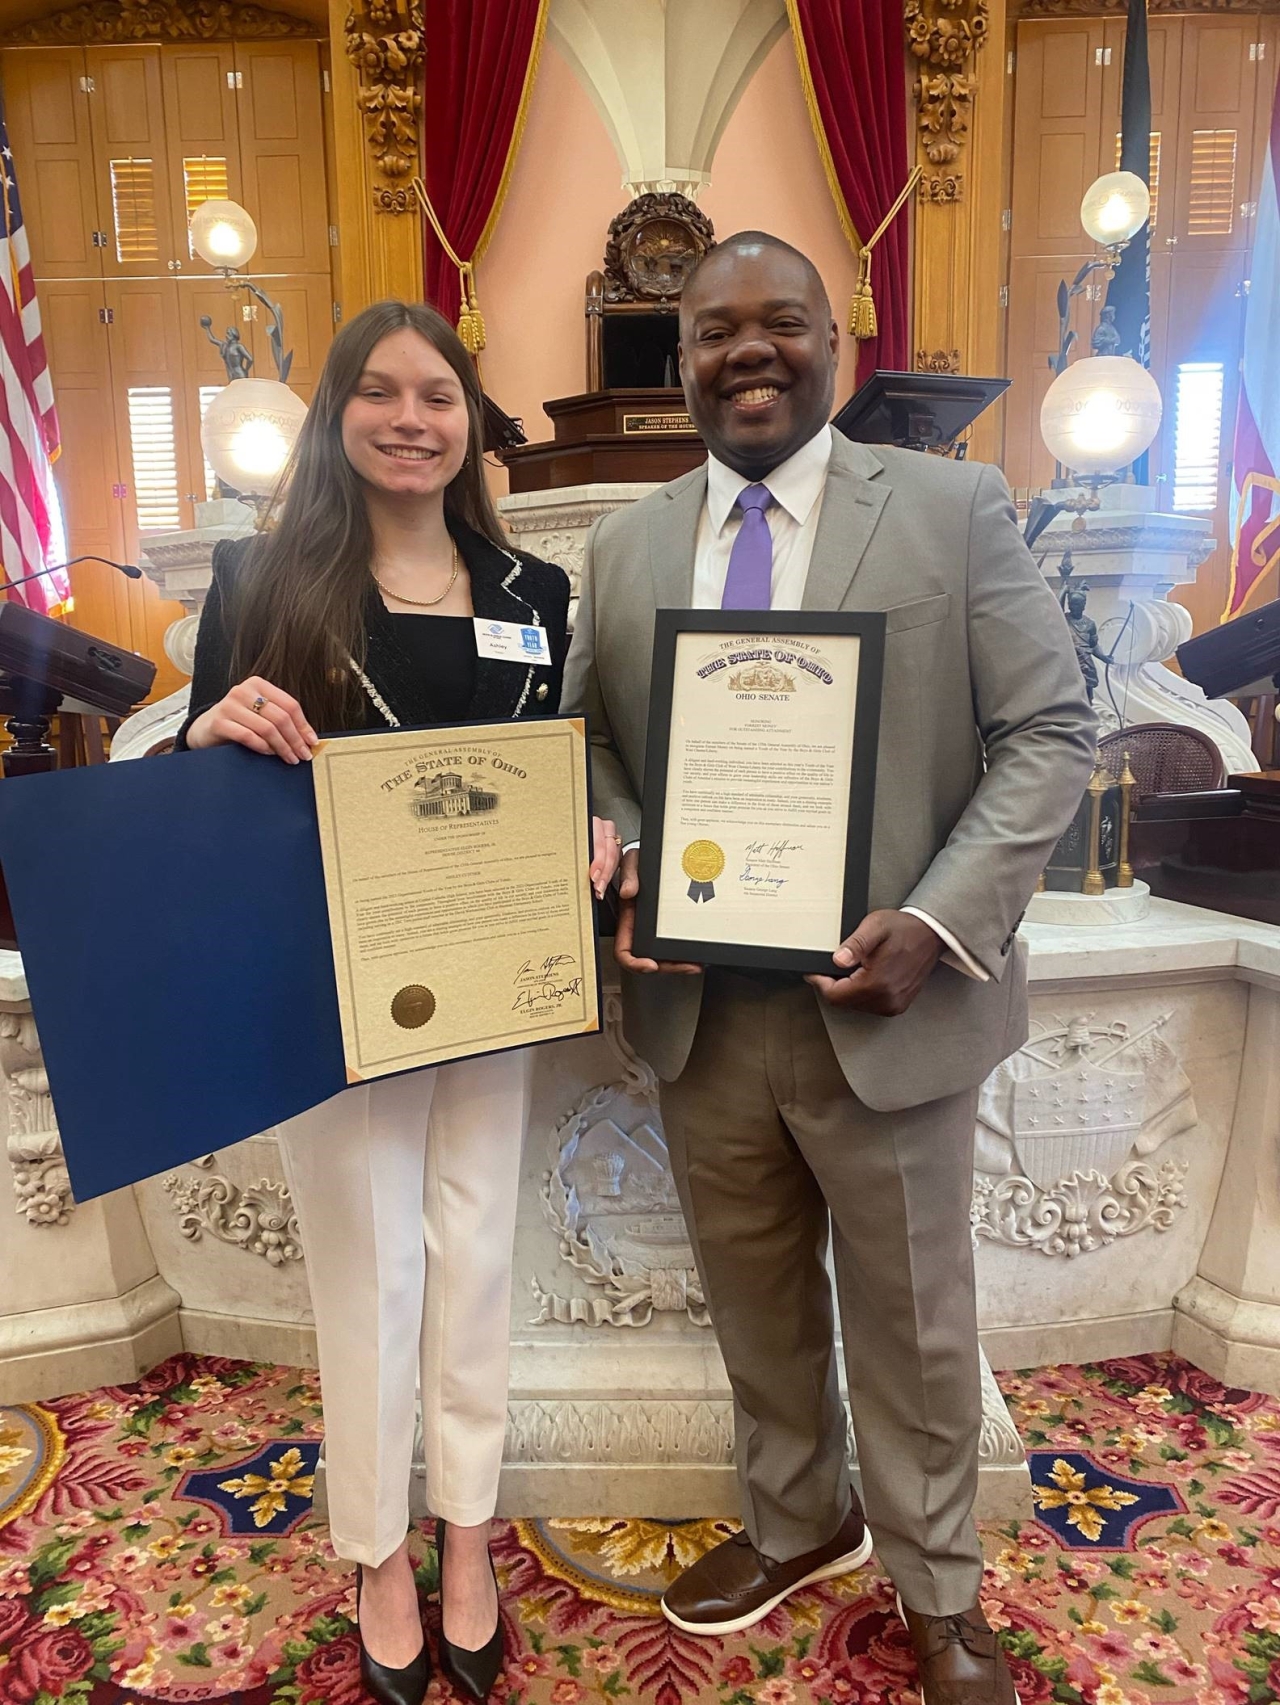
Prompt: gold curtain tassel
<box><xmin>413</xmin><ymin>179</ymin><xmax>488</xmax><ymax>356</ymax></box>
<box><xmin>849</xmin><ymin>251</ymin><xmax>877</xmax><ymax>342</ymax></box>
<box><xmin>454</xmin><ymin>265</ymin><xmax>486</xmax><ymax>354</ymax></box>
<box><xmin>844</xmin><ymin>165</ymin><xmax>923</xmax><ymax>344</ymax></box>
<box><xmin>457</xmin><ymin>307</ymin><xmax>485</xmax><ymax>354</ymax></box>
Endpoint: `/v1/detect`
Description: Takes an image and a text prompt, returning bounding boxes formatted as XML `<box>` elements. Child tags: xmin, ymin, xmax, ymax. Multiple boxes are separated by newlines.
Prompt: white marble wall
<box><xmin>7</xmin><ymin>901</ymin><xmax>1280</xmax><ymax>1523</ymax></box>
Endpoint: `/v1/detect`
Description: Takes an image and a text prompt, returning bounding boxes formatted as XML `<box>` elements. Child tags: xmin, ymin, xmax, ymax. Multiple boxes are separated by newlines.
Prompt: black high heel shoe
<box><xmin>436</xmin><ymin>1519</ymin><xmax>505</xmax><ymax>1703</ymax></box>
<box><xmin>355</xmin><ymin>1562</ymin><xmax>431</xmax><ymax>1705</ymax></box>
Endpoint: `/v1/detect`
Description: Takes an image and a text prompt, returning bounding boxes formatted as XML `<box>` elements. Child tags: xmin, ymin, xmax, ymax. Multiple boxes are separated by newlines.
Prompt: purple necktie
<box><xmin>720</xmin><ymin>483</ymin><xmax>774</xmax><ymax>610</ymax></box>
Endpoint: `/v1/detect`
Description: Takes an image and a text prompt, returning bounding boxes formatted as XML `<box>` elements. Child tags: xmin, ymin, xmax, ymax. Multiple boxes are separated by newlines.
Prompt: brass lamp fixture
<box><xmin>190</xmin><ymin>197</ymin><xmax>306</xmax><ymax>509</ymax></box>
<box><xmin>1040</xmin><ymin>167</ymin><xmax>1161</xmax><ymax>505</ymax></box>
<box><xmin>1040</xmin><ymin>356</ymin><xmax>1164</xmax><ymax>527</ymax></box>
<box><xmin>190</xmin><ymin>197</ymin><xmax>294</xmax><ymax>386</ymax></box>
<box><xmin>1080</xmin><ymin>171</ymin><xmax>1150</xmax><ymax>252</ymax></box>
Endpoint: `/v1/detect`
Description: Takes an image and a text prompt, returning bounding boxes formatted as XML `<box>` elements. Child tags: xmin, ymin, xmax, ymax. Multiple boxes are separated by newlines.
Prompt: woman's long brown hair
<box><xmin>229</xmin><ymin>299</ymin><xmax>506</xmax><ymax>731</ymax></box>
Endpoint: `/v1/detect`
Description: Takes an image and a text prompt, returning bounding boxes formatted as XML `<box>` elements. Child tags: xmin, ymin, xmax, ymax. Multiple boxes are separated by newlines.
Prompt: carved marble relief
<box><xmin>972</xmin><ymin>1015</ymin><xmax>1196</xmax><ymax>1257</ymax></box>
<box><xmin>2</xmin><ymin>1010</ymin><xmax>73</xmax><ymax>1229</ymax></box>
<box><xmin>514</xmin><ymin>527</ymin><xmax>587</xmax><ymax>596</ymax></box>
<box><xmin>163</xmin><ymin>1153</ymin><xmax>303</xmax><ymax>1265</ymax></box>
<box><xmin>507</xmin><ymin>1400</ymin><xmax>732</xmax><ymax>1467</ymax></box>
<box><xmin>532</xmin><ymin>993</ymin><xmax>708</xmax><ymax>1328</ymax></box>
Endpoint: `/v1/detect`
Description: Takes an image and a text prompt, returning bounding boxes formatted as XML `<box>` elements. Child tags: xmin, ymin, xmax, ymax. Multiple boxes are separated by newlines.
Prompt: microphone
<box><xmin>3</xmin><ymin>555</ymin><xmax>144</xmax><ymax>594</ymax></box>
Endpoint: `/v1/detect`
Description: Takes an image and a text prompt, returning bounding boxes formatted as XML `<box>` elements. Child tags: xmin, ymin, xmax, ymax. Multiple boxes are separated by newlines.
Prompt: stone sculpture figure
<box><xmin>200</xmin><ymin>317</ymin><xmax>254</xmax><ymax>382</ymax></box>
<box><xmin>1063</xmin><ymin>583</ymin><xmax>1113</xmax><ymax>703</ymax></box>
<box><xmin>1091</xmin><ymin>304</ymin><xmax>1121</xmax><ymax>357</ymax></box>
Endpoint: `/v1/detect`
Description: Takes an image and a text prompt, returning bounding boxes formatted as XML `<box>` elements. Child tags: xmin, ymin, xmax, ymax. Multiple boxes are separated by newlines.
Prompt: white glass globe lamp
<box><xmin>202</xmin><ymin>378</ymin><xmax>307</xmax><ymax>496</ymax></box>
<box><xmin>190</xmin><ymin>199</ymin><xmax>259</xmax><ymax>270</ymax></box>
<box><xmin>1040</xmin><ymin>356</ymin><xmax>1163</xmax><ymax>479</ymax></box>
<box><xmin>1080</xmin><ymin>171</ymin><xmax>1150</xmax><ymax>247</ymax></box>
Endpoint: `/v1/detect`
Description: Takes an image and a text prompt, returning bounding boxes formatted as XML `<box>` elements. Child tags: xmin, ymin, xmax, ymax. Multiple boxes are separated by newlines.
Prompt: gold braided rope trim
<box><xmin>412</xmin><ymin>178</ymin><xmax>486</xmax><ymax>352</ymax></box>
<box><xmin>473</xmin><ymin>0</ymin><xmax>550</xmax><ymax>268</ymax></box>
<box><xmin>783</xmin><ymin>0</ymin><xmax>922</xmax><ymax>341</ymax></box>
<box><xmin>411</xmin><ymin>0</ymin><xmax>548</xmax><ymax>355</ymax></box>
<box><xmin>783</xmin><ymin>0</ymin><xmax>862</xmax><ymax>258</ymax></box>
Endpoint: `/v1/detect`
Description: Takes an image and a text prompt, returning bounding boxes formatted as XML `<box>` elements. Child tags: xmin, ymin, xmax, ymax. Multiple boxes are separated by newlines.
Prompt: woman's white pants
<box><xmin>274</xmin><ymin>1049</ymin><xmax>531</xmax><ymax>1566</ymax></box>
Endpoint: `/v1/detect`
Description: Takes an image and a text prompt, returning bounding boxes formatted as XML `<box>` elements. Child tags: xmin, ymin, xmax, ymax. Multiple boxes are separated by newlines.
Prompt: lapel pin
<box><xmin>536</xmin><ymin>683</ymin><xmax>549</xmax><ymax>701</ymax></box>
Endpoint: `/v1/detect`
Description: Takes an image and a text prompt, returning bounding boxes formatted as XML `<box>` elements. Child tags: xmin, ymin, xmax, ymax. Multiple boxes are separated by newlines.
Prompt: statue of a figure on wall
<box><xmin>1091</xmin><ymin>304</ymin><xmax>1121</xmax><ymax>357</ymax></box>
<box><xmin>1063</xmin><ymin>583</ymin><xmax>1113</xmax><ymax>703</ymax></box>
<box><xmin>200</xmin><ymin>317</ymin><xmax>254</xmax><ymax>382</ymax></box>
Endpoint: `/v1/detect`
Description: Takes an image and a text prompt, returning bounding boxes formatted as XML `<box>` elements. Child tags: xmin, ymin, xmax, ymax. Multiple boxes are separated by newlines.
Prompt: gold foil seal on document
<box><xmin>391</xmin><ymin>985</ymin><xmax>437</xmax><ymax>1029</ymax></box>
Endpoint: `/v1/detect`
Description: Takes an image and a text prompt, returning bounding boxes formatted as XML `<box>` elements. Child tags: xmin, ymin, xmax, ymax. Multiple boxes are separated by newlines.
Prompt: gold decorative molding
<box><xmin>2</xmin><ymin>0</ymin><xmax>312</xmax><ymax>42</ymax></box>
<box><xmin>344</xmin><ymin>0</ymin><xmax>424</xmax><ymax>213</ymax></box>
<box><xmin>1016</xmin><ymin>0</ymin><xmax>1280</xmax><ymax>13</ymax></box>
<box><xmin>920</xmin><ymin>173</ymin><xmax>964</xmax><ymax>203</ymax></box>
<box><xmin>916</xmin><ymin>347</ymin><xmax>963</xmax><ymax>373</ymax></box>
<box><xmin>906</xmin><ymin>0</ymin><xmax>990</xmax><ymax>205</ymax></box>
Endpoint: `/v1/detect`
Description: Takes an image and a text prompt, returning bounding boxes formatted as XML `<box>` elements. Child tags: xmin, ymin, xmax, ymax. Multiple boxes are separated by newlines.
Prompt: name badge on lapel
<box><xmin>473</xmin><ymin>617</ymin><xmax>552</xmax><ymax>665</ymax></box>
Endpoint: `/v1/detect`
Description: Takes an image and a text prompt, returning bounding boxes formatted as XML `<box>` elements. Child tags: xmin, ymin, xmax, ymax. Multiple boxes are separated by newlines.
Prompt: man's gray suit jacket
<box><xmin>562</xmin><ymin>433</ymin><xmax>1097</xmax><ymax>1111</ymax></box>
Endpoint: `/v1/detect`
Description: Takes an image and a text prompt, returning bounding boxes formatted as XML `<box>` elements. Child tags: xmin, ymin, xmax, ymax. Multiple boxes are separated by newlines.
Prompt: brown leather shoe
<box><xmin>660</xmin><ymin>1508</ymin><xmax>873</xmax><ymax>1635</ymax></box>
<box><xmin>898</xmin><ymin>1597</ymin><xmax>1020</xmax><ymax>1705</ymax></box>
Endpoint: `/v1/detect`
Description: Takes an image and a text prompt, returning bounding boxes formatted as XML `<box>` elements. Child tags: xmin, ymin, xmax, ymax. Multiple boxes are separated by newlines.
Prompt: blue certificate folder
<box><xmin>0</xmin><ymin>744</ymin><xmax>352</xmax><ymax>1204</ymax></box>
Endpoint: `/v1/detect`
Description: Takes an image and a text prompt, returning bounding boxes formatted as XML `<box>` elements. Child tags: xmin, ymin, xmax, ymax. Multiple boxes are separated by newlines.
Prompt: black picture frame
<box><xmin>634</xmin><ymin>609</ymin><xmax>886</xmax><ymax>974</ymax></box>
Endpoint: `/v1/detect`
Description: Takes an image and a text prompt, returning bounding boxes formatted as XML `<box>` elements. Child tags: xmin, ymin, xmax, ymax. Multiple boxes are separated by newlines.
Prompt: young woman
<box><xmin>177</xmin><ymin>300</ymin><xmax>619</xmax><ymax>1705</ymax></box>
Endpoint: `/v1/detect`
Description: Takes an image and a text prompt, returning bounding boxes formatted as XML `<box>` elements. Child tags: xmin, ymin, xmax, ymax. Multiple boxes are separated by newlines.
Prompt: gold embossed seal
<box><xmin>391</xmin><ymin>984</ymin><xmax>436</xmax><ymax>1029</ymax></box>
<box><xmin>681</xmin><ymin>839</ymin><xmax>724</xmax><ymax>903</ymax></box>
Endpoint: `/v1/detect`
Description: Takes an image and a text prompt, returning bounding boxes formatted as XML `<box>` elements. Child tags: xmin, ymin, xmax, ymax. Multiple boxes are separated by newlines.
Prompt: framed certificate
<box><xmin>311</xmin><ymin>717</ymin><xmax>601</xmax><ymax>1081</ymax></box>
<box><xmin>634</xmin><ymin>612</ymin><xmax>885</xmax><ymax>973</ymax></box>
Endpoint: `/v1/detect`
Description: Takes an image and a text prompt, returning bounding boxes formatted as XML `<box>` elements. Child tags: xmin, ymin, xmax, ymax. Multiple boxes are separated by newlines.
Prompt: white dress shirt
<box><xmin>695</xmin><ymin>423</ymin><xmax>833</xmax><ymax>609</ymax></box>
<box><xmin>629</xmin><ymin>425</ymin><xmax>988</xmax><ymax>982</ymax></box>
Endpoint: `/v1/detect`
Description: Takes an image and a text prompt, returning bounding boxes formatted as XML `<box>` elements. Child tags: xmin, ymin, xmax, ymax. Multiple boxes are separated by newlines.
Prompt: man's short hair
<box><xmin>679</xmin><ymin>231</ymin><xmax>833</xmax><ymax>326</ymax></box>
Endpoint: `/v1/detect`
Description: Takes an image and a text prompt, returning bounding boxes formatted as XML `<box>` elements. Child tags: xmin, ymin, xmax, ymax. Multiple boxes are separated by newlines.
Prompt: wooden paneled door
<box><xmin>1</xmin><ymin>47</ymin><xmax>100</xmax><ymax>281</ymax></box>
<box><xmin>33</xmin><ymin>281</ymin><xmax>125</xmax><ymax>642</ymax></box>
<box><xmin>1010</xmin><ymin>19</ymin><xmax>1108</xmax><ymax>260</ymax></box>
<box><xmin>104</xmin><ymin>278</ymin><xmax>199</xmax><ymax>697</ymax></box>
<box><xmin>85</xmin><ymin>45</ymin><xmax>179</xmax><ymax>282</ymax></box>
<box><xmin>234</xmin><ymin>41</ymin><xmax>329</xmax><ymax>279</ymax></box>
<box><xmin>160</xmin><ymin>44</ymin><xmax>242</xmax><ymax>279</ymax></box>
<box><xmin>1006</xmin><ymin>18</ymin><xmax>1108</xmax><ymax>491</ymax></box>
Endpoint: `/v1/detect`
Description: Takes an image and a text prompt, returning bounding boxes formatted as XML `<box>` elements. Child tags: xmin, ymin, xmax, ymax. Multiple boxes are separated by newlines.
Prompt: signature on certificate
<box><xmin>744</xmin><ymin>839</ymin><xmax>804</xmax><ymax>864</ymax></box>
<box><xmin>739</xmin><ymin>870</ymin><xmax>788</xmax><ymax>890</ymax></box>
<box><xmin>512</xmin><ymin>954</ymin><xmax>582</xmax><ymax>1014</ymax></box>
<box><xmin>513</xmin><ymin>977</ymin><xmax>583</xmax><ymax>1013</ymax></box>
<box><xmin>741</xmin><ymin>838</ymin><xmax>801</xmax><ymax>891</ymax></box>
<box><xmin>515</xmin><ymin>953</ymin><xmax>578</xmax><ymax>985</ymax></box>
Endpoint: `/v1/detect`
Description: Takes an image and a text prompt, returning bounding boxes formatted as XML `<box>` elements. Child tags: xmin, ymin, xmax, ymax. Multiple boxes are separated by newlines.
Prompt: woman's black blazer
<box><xmin>174</xmin><ymin>519</ymin><xmax>572</xmax><ymax>747</ymax></box>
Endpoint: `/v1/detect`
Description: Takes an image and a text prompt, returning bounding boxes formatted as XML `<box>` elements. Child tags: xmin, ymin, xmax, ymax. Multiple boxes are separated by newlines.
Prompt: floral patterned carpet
<box><xmin>1</xmin><ymin>1353</ymin><xmax>1278</xmax><ymax>1705</ymax></box>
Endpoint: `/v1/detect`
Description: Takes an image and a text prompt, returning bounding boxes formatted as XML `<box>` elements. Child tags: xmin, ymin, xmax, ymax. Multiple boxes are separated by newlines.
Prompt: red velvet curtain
<box><xmin>786</xmin><ymin>0</ymin><xmax>911</xmax><ymax>382</ymax></box>
<box><xmin>421</xmin><ymin>0</ymin><xmax>547</xmax><ymax>320</ymax></box>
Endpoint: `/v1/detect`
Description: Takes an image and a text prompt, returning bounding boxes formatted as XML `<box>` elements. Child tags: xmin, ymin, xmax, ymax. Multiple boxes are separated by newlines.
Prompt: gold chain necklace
<box><xmin>372</xmin><ymin>540</ymin><xmax>460</xmax><ymax>609</ymax></box>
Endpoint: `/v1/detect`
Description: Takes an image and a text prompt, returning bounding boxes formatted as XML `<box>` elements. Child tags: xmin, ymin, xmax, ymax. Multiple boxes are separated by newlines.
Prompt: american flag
<box><xmin>0</xmin><ymin>95</ymin><xmax>67</xmax><ymax>617</ymax></box>
<box><xmin>1224</xmin><ymin>74</ymin><xmax>1280</xmax><ymax>620</ymax></box>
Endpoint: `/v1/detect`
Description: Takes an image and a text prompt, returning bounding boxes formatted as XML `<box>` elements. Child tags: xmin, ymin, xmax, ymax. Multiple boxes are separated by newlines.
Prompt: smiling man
<box><xmin>562</xmin><ymin>233</ymin><xmax>1095</xmax><ymax>1705</ymax></box>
